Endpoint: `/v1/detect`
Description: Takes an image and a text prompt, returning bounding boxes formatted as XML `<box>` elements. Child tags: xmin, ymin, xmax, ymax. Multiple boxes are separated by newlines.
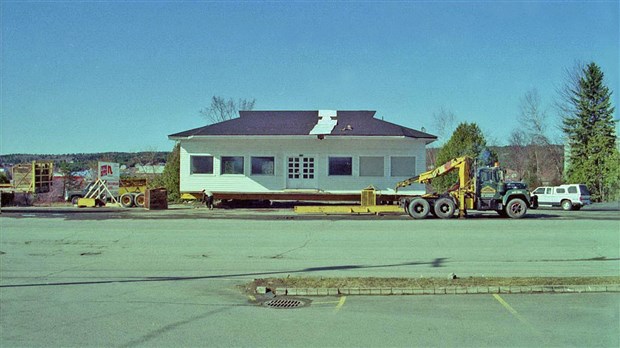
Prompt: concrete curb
<box><xmin>273</xmin><ymin>284</ymin><xmax>620</xmax><ymax>296</ymax></box>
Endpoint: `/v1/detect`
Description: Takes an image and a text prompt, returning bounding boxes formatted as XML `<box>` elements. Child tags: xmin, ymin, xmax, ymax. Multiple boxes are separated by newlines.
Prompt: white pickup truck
<box><xmin>531</xmin><ymin>184</ymin><xmax>591</xmax><ymax>210</ymax></box>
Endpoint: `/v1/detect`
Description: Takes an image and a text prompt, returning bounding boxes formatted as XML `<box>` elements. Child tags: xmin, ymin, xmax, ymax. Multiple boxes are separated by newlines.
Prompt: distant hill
<box><xmin>0</xmin><ymin>152</ymin><xmax>170</xmax><ymax>171</ymax></box>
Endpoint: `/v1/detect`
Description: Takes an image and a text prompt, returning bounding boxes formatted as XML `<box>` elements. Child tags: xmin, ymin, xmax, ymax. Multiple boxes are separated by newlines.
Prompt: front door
<box><xmin>286</xmin><ymin>155</ymin><xmax>317</xmax><ymax>189</ymax></box>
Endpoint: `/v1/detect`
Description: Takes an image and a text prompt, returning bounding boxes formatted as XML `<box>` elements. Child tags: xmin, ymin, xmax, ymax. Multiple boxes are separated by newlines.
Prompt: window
<box><xmin>556</xmin><ymin>188</ymin><xmax>565</xmax><ymax>194</ymax></box>
<box><xmin>221</xmin><ymin>156</ymin><xmax>244</xmax><ymax>175</ymax></box>
<box><xmin>190</xmin><ymin>156</ymin><xmax>213</xmax><ymax>174</ymax></box>
<box><xmin>568</xmin><ymin>186</ymin><xmax>578</xmax><ymax>194</ymax></box>
<box><xmin>479</xmin><ymin>169</ymin><xmax>494</xmax><ymax>183</ymax></box>
<box><xmin>546</xmin><ymin>188</ymin><xmax>552</xmax><ymax>194</ymax></box>
<box><xmin>251</xmin><ymin>157</ymin><xmax>275</xmax><ymax>175</ymax></box>
<box><xmin>329</xmin><ymin>157</ymin><xmax>352</xmax><ymax>176</ymax></box>
<box><xmin>391</xmin><ymin>157</ymin><xmax>416</xmax><ymax>177</ymax></box>
<box><xmin>533</xmin><ymin>188</ymin><xmax>545</xmax><ymax>195</ymax></box>
<box><xmin>359</xmin><ymin>156</ymin><xmax>384</xmax><ymax>177</ymax></box>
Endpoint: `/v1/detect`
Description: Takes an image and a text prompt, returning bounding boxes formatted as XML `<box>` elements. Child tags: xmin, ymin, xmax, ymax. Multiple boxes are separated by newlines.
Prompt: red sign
<box><xmin>100</xmin><ymin>164</ymin><xmax>113</xmax><ymax>177</ymax></box>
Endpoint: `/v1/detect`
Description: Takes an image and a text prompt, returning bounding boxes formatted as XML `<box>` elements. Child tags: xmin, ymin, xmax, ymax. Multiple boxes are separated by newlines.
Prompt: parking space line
<box><xmin>334</xmin><ymin>296</ymin><xmax>346</xmax><ymax>312</ymax></box>
<box><xmin>493</xmin><ymin>294</ymin><xmax>524</xmax><ymax>321</ymax></box>
<box><xmin>492</xmin><ymin>294</ymin><xmax>542</xmax><ymax>336</ymax></box>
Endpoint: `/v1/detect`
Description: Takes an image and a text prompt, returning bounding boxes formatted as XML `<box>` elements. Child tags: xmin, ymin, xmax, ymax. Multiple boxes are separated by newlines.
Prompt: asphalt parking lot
<box><xmin>1</xmin><ymin>203</ymin><xmax>618</xmax><ymax>346</ymax></box>
<box><xmin>1</xmin><ymin>200</ymin><xmax>619</xmax><ymax>221</ymax></box>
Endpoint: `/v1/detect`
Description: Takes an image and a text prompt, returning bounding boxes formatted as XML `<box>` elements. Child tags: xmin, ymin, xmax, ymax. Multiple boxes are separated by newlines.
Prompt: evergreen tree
<box><xmin>432</xmin><ymin>122</ymin><xmax>496</xmax><ymax>192</ymax></box>
<box><xmin>151</xmin><ymin>143</ymin><xmax>180</xmax><ymax>201</ymax></box>
<box><xmin>562</xmin><ymin>62</ymin><xmax>617</xmax><ymax>201</ymax></box>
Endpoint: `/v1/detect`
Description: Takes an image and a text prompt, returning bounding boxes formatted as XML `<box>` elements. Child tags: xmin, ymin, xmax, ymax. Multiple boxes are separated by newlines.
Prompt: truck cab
<box><xmin>475</xmin><ymin>166</ymin><xmax>537</xmax><ymax>214</ymax></box>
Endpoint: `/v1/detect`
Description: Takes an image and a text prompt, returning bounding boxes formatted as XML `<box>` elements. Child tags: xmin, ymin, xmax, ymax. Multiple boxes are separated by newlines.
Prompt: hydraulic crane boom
<box><xmin>395</xmin><ymin>156</ymin><xmax>472</xmax><ymax>192</ymax></box>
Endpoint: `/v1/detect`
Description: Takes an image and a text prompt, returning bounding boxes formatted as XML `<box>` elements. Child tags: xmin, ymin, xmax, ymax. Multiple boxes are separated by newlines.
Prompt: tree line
<box><xmin>0</xmin><ymin>152</ymin><xmax>169</xmax><ymax>170</ymax></box>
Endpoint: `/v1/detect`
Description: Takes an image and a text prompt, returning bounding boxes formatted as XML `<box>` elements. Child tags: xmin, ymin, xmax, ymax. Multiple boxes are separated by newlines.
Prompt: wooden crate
<box><xmin>145</xmin><ymin>188</ymin><xmax>168</xmax><ymax>210</ymax></box>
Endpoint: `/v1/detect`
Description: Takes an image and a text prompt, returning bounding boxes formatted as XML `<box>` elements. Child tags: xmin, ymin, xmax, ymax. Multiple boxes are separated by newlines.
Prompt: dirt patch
<box><xmin>245</xmin><ymin>276</ymin><xmax>620</xmax><ymax>293</ymax></box>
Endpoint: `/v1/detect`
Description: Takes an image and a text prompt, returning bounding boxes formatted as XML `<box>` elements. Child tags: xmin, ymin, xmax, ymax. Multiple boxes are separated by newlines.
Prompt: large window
<box><xmin>329</xmin><ymin>157</ymin><xmax>352</xmax><ymax>176</ymax></box>
<box><xmin>391</xmin><ymin>156</ymin><xmax>416</xmax><ymax>177</ymax></box>
<box><xmin>190</xmin><ymin>156</ymin><xmax>214</xmax><ymax>174</ymax></box>
<box><xmin>251</xmin><ymin>157</ymin><xmax>275</xmax><ymax>175</ymax></box>
<box><xmin>359</xmin><ymin>156</ymin><xmax>384</xmax><ymax>177</ymax></box>
<box><xmin>221</xmin><ymin>156</ymin><xmax>244</xmax><ymax>175</ymax></box>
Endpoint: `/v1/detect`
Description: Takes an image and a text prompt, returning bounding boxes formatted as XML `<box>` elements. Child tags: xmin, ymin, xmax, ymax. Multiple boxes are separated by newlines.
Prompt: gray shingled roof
<box><xmin>168</xmin><ymin>110</ymin><xmax>436</xmax><ymax>141</ymax></box>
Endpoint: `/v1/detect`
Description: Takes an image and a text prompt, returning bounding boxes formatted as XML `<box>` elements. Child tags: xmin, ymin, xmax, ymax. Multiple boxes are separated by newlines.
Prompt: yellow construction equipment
<box><xmin>1</xmin><ymin>161</ymin><xmax>54</xmax><ymax>194</ymax></box>
<box><xmin>0</xmin><ymin>161</ymin><xmax>54</xmax><ymax>208</ymax></box>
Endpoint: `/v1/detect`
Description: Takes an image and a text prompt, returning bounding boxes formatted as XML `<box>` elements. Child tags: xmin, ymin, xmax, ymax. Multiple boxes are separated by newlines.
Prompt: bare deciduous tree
<box><xmin>200</xmin><ymin>96</ymin><xmax>256</xmax><ymax>124</ymax></box>
<box><xmin>431</xmin><ymin>107</ymin><xmax>457</xmax><ymax>145</ymax></box>
<box><xmin>505</xmin><ymin>130</ymin><xmax>529</xmax><ymax>181</ymax></box>
<box><xmin>509</xmin><ymin>89</ymin><xmax>563</xmax><ymax>186</ymax></box>
<box><xmin>519</xmin><ymin>89</ymin><xmax>549</xmax><ymax>146</ymax></box>
<box><xmin>132</xmin><ymin>146</ymin><xmax>160</xmax><ymax>177</ymax></box>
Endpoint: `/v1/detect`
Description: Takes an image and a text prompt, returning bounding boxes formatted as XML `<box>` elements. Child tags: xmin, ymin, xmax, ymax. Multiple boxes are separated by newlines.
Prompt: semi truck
<box><xmin>396</xmin><ymin>156</ymin><xmax>538</xmax><ymax>219</ymax></box>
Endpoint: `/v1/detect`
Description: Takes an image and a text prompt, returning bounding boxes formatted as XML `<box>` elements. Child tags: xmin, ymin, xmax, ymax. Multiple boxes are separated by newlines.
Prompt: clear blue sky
<box><xmin>1</xmin><ymin>1</ymin><xmax>618</xmax><ymax>154</ymax></box>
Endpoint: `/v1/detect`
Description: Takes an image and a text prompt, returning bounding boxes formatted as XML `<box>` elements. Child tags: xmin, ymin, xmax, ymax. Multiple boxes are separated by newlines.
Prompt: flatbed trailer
<box><xmin>181</xmin><ymin>191</ymin><xmax>408</xmax><ymax>204</ymax></box>
<box><xmin>293</xmin><ymin>187</ymin><xmax>408</xmax><ymax>215</ymax></box>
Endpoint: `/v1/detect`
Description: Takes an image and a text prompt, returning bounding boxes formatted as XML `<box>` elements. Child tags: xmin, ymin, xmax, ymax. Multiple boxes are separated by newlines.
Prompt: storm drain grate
<box><xmin>262</xmin><ymin>298</ymin><xmax>308</xmax><ymax>309</ymax></box>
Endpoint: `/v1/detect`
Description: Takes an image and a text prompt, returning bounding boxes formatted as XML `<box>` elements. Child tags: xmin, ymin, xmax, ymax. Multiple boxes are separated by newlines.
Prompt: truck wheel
<box><xmin>561</xmin><ymin>200</ymin><xmax>573</xmax><ymax>211</ymax></box>
<box><xmin>134</xmin><ymin>193</ymin><xmax>145</xmax><ymax>207</ymax></box>
<box><xmin>408</xmin><ymin>198</ymin><xmax>430</xmax><ymax>219</ymax></box>
<box><xmin>434</xmin><ymin>198</ymin><xmax>455</xmax><ymax>219</ymax></box>
<box><xmin>71</xmin><ymin>196</ymin><xmax>80</xmax><ymax>205</ymax></box>
<box><xmin>120</xmin><ymin>193</ymin><xmax>134</xmax><ymax>208</ymax></box>
<box><xmin>506</xmin><ymin>198</ymin><xmax>527</xmax><ymax>219</ymax></box>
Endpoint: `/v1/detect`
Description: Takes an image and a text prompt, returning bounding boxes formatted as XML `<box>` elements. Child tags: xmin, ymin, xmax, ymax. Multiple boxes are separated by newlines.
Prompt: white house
<box><xmin>168</xmin><ymin>110</ymin><xmax>436</xmax><ymax>201</ymax></box>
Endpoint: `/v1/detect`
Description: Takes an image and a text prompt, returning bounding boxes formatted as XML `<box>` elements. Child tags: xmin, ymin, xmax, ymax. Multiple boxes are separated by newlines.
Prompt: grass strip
<box><xmin>247</xmin><ymin>276</ymin><xmax>620</xmax><ymax>292</ymax></box>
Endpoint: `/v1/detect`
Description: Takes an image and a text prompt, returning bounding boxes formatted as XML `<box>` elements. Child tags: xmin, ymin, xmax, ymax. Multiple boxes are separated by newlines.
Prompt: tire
<box><xmin>434</xmin><ymin>197</ymin><xmax>455</xmax><ymax>219</ymax></box>
<box><xmin>71</xmin><ymin>196</ymin><xmax>80</xmax><ymax>205</ymax></box>
<box><xmin>561</xmin><ymin>200</ymin><xmax>573</xmax><ymax>211</ymax></box>
<box><xmin>134</xmin><ymin>193</ymin><xmax>145</xmax><ymax>207</ymax></box>
<box><xmin>120</xmin><ymin>193</ymin><xmax>134</xmax><ymax>208</ymax></box>
<box><xmin>407</xmin><ymin>198</ymin><xmax>430</xmax><ymax>219</ymax></box>
<box><xmin>506</xmin><ymin>198</ymin><xmax>527</xmax><ymax>219</ymax></box>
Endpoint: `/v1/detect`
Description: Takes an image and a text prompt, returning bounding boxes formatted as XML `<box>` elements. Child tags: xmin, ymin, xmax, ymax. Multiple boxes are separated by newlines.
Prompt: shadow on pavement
<box><xmin>0</xmin><ymin>258</ymin><xmax>448</xmax><ymax>288</ymax></box>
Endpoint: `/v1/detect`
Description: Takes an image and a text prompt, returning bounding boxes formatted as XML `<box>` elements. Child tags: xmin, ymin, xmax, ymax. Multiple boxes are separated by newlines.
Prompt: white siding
<box><xmin>179</xmin><ymin>136</ymin><xmax>427</xmax><ymax>195</ymax></box>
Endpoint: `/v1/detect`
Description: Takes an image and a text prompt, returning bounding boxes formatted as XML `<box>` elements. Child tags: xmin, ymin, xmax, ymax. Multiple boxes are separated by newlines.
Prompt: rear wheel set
<box><xmin>407</xmin><ymin>197</ymin><xmax>455</xmax><ymax>219</ymax></box>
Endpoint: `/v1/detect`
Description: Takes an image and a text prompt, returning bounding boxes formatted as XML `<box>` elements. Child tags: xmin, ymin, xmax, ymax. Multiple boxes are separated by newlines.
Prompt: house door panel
<box><xmin>286</xmin><ymin>156</ymin><xmax>317</xmax><ymax>189</ymax></box>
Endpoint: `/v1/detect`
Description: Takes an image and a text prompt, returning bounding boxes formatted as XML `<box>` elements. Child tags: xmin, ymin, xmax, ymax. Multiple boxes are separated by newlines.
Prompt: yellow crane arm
<box><xmin>395</xmin><ymin>156</ymin><xmax>472</xmax><ymax>192</ymax></box>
